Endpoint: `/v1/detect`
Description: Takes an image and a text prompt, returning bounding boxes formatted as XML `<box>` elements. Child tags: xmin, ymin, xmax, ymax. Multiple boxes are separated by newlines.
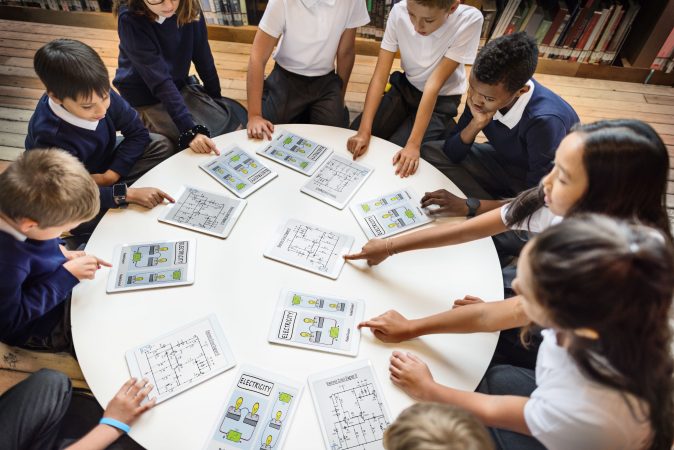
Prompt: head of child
<box><xmin>406</xmin><ymin>0</ymin><xmax>459</xmax><ymax>36</ymax></box>
<box><xmin>113</xmin><ymin>0</ymin><xmax>200</xmax><ymax>25</ymax></box>
<box><xmin>506</xmin><ymin>119</ymin><xmax>671</xmax><ymax>239</ymax></box>
<box><xmin>513</xmin><ymin>214</ymin><xmax>674</xmax><ymax>448</ymax></box>
<box><xmin>0</xmin><ymin>149</ymin><xmax>99</xmax><ymax>240</ymax></box>
<box><xmin>383</xmin><ymin>403</ymin><xmax>494</xmax><ymax>450</ymax></box>
<box><xmin>34</xmin><ymin>39</ymin><xmax>110</xmax><ymax>123</ymax></box>
<box><xmin>468</xmin><ymin>32</ymin><xmax>537</xmax><ymax>114</ymax></box>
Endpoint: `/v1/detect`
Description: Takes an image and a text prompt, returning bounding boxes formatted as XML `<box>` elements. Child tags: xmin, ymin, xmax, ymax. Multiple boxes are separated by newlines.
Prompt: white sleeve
<box><xmin>502</xmin><ymin>205</ymin><xmax>558</xmax><ymax>234</ymax></box>
<box><xmin>380</xmin><ymin>4</ymin><xmax>399</xmax><ymax>53</ymax></box>
<box><xmin>524</xmin><ymin>397</ymin><xmax>570</xmax><ymax>450</ymax></box>
<box><xmin>258</xmin><ymin>0</ymin><xmax>286</xmax><ymax>39</ymax></box>
<box><xmin>444</xmin><ymin>7</ymin><xmax>483</xmax><ymax>64</ymax></box>
<box><xmin>346</xmin><ymin>0</ymin><xmax>370</xmax><ymax>29</ymax></box>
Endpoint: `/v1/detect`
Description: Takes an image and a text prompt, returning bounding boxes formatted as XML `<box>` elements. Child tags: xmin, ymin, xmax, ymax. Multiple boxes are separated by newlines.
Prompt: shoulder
<box><xmin>453</xmin><ymin>4</ymin><xmax>484</xmax><ymax>24</ymax></box>
<box><xmin>27</xmin><ymin>96</ymin><xmax>61</xmax><ymax>143</ymax></box>
<box><xmin>0</xmin><ymin>235</ymin><xmax>31</xmax><ymax>273</ymax></box>
<box><xmin>526</xmin><ymin>80</ymin><xmax>579</xmax><ymax>122</ymax></box>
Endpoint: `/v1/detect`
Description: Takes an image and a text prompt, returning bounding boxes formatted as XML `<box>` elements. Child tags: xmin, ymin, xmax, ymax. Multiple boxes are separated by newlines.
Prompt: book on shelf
<box><xmin>651</xmin><ymin>26</ymin><xmax>674</xmax><ymax>73</ymax></box>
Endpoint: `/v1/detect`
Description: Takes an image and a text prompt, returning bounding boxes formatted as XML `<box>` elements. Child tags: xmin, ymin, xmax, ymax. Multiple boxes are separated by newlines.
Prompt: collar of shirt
<box><xmin>47</xmin><ymin>97</ymin><xmax>99</xmax><ymax>131</ymax></box>
<box><xmin>156</xmin><ymin>15</ymin><xmax>167</xmax><ymax>24</ymax></box>
<box><xmin>0</xmin><ymin>216</ymin><xmax>27</xmax><ymax>241</ymax></box>
<box><xmin>493</xmin><ymin>79</ymin><xmax>535</xmax><ymax>129</ymax></box>
<box><xmin>300</xmin><ymin>0</ymin><xmax>336</xmax><ymax>8</ymax></box>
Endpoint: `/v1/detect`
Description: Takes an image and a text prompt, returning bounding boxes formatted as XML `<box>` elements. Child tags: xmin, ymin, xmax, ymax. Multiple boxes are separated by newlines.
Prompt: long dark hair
<box><xmin>113</xmin><ymin>0</ymin><xmax>201</xmax><ymax>26</ymax></box>
<box><xmin>505</xmin><ymin>119</ymin><xmax>671</xmax><ymax>240</ymax></box>
<box><xmin>527</xmin><ymin>215</ymin><xmax>674</xmax><ymax>449</ymax></box>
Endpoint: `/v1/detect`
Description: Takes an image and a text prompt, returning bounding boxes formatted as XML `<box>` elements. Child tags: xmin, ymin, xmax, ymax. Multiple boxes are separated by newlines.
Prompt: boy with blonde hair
<box><xmin>384</xmin><ymin>403</ymin><xmax>494</xmax><ymax>450</ymax></box>
<box><xmin>348</xmin><ymin>0</ymin><xmax>483</xmax><ymax>178</ymax></box>
<box><xmin>0</xmin><ymin>149</ymin><xmax>110</xmax><ymax>353</ymax></box>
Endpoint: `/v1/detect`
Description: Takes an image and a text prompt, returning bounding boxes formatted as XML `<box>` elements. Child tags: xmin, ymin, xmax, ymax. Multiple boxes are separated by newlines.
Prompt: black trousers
<box><xmin>262</xmin><ymin>64</ymin><xmax>348</xmax><ymax>127</ymax></box>
<box><xmin>350</xmin><ymin>71</ymin><xmax>461</xmax><ymax>146</ymax></box>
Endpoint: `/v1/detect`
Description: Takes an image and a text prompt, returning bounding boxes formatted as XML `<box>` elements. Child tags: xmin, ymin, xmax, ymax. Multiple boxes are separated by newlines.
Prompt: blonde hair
<box><xmin>383</xmin><ymin>403</ymin><xmax>494</xmax><ymax>450</ymax></box>
<box><xmin>0</xmin><ymin>149</ymin><xmax>99</xmax><ymax>227</ymax></box>
<box><xmin>113</xmin><ymin>0</ymin><xmax>201</xmax><ymax>26</ymax></box>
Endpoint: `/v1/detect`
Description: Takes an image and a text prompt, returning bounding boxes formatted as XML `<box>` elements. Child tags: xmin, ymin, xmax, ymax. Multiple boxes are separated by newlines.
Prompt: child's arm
<box><xmin>392</xmin><ymin>57</ymin><xmax>459</xmax><ymax>178</ymax></box>
<box><xmin>65</xmin><ymin>378</ymin><xmax>156</xmax><ymax>450</ymax></box>
<box><xmin>390</xmin><ymin>351</ymin><xmax>530</xmax><ymax>434</ymax></box>
<box><xmin>335</xmin><ymin>28</ymin><xmax>357</xmax><ymax>100</ymax></box>
<box><xmin>421</xmin><ymin>190</ymin><xmax>507</xmax><ymax>217</ymax></box>
<box><xmin>107</xmin><ymin>91</ymin><xmax>150</xmax><ymax>179</ymax></box>
<box><xmin>358</xmin><ymin>297</ymin><xmax>527</xmax><ymax>342</ymax></box>
<box><xmin>347</xmin><ymin>49</ymin><xmax>396</xmax><ymax>159</ymax></box>
<box><xmin>246</xmin><ymin>29</ymin><xmax>279</xmax><ymax>140</ymax></box>
<box><xmin>344</xmin><ymin>206</ymin><xmax>508</xmax><ymax>265</ymax></box>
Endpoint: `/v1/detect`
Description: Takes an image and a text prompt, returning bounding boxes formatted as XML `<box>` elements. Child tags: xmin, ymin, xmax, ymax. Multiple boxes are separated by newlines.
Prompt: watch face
<box><xmin>113</xmin><ymin>184</ymin><xmax>127</xmax><ymax>197</ymax></box>
<box><xmin>466</xmin><ymin>198</ymin><xmax>480</xmax><ymax>209</ymax></box>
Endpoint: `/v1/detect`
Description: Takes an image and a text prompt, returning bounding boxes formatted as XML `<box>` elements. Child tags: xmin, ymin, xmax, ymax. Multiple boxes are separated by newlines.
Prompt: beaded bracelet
<box><xmin>178</xmin><ymin>124</ymin><xmax>211</xmax><ymax>150</ymax></box>
<box><xmin>99</xmin><ymin>417</ymin><xmax>131</xmax><ymax>434</ymax></box>
<box><xmin>385</xmin><ymin>238</ymin><xmax>396</xmax><ymax>257</ymax></box>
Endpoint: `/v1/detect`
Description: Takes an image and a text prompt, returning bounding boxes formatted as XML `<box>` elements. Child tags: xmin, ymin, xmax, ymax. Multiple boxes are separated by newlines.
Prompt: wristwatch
<box><xmin>466</xmin><ymin>197</ymin><xmax>481</xmax><ymax>218</ymax></box>
<box><xmin>112</xmin><ymin>183</ymin><xmax>128</xmax><ymax>208</ymax></box>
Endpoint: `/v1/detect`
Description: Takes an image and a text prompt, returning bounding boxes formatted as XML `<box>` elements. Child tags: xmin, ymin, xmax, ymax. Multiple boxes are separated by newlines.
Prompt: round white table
<box><xmin>72</xmin><ymin>124</ymin><xmax>503</xmax><ymax>450</ymax></box>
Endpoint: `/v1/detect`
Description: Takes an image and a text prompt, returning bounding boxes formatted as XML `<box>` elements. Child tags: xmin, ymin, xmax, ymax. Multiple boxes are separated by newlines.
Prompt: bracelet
<box><xmin>385</xmin><ymin>238</ymin><xmax>396</xmax><ymax>257</ymax></box>
<box><xmin>99</xmin><ymin>417</ymin><xmax>131</xmax><ymax>434</ymax></box>
<box><xmin>178</xmin><ymin>124</ymin><xmax>211</xmax><ymax>150</ymax></box>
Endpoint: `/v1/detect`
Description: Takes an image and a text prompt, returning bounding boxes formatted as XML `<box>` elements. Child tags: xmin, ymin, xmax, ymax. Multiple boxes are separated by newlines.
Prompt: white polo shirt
<box><xmin>500</xmin><ymin>204</ymin><xmax>562</xmax><ymax>233</ymax></box>
<box><xmin>259</xmin><ymin>0</ymin><xmax>370</xmax><ymax>77</ymax></box>
<box><xmin>524</xmin><ymin>329</ymin><xmax>651</xmax><ymax>450</ymax></box>
<box><xmin>381</xmin><ymin>1</ymin><xmax>482</xmax><ymax>96</ymax></box>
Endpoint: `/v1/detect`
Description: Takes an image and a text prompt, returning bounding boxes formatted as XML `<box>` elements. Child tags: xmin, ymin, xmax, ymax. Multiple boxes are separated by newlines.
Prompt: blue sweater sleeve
<box><xmin>117</xmin><ymin>15</ymin><xmax>196</xmax><ymax>133</ymax></box>
<box><xmin>522</xmin><ymin>116</ymin><xmax>567</xmax><ymax>187</ymax></box>
<box><xmin>108</xmin><ymin>91</ymin><xmax>150</xmax><ymax>177</ymax></box>
<box><xmin>443</xmin><ymin>107</ymin><xmax>474</xmax><ymax>163</ymax></box>
<box><xmin>192</xmin><ymin>14</ymin><xmax>221</xmax><ymax>99</ymax></box>
<box><xmin>0</xmin><ymin>263</ymin><xmax>79</xmax><ymax>340</ymax></box>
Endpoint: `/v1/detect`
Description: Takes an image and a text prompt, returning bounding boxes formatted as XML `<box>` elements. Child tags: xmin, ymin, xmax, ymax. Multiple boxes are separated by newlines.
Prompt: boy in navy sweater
<box><xmin>421</xmin><ymin>32</ymin><xmax>579</xmax><ymax>215</ymax></box>
<box><xmin>25</xmin><ymin>39</ymin><xmax>174</xmax><ymax>235</ymax></box>
<box><xmin>0</xmin><ymin>150</ymin><xmax>109</xmax><ymax>353</ymax></box>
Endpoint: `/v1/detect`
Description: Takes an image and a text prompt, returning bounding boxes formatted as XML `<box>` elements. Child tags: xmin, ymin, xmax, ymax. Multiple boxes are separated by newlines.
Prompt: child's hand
<box><xmin>103</xmin><ymin>378</ymin><xmax>156</xmax><ymax>428</ymax></box>
<box><xmin>247</xmin><ymin>115</ymin><xmax>274</xmax><ymax>140</ymax></box>
<box><xmin>392</xmin><ymin>143</ymin><xmax>420</xmax><ymax>178</ymax></box>
<box><xmin>63</xmin><ymin>255</ymin><xmax>112</xmax><ymax>280</ymax></box>
<box><xmin>126</xmin><ymin>187</ymin><xmax>175</xmax><ymax>209</ymax></box>
<box><xmin>389</xmin><ymin>351</ymin><xmax>436</xmax><ymax>401</ymax></box>
<box><xmin>189</xmin><ymin>134</ymin><xmax>220</xmax><ymax>155</ymax></box>
<box><xmin>358</xmin><ymin>310</ymin><xmax>415</xmax><ymax>343</ymax></box>
<box><xmin>466</xmin><ymin>89</ymin><xmax>495</xmax><ymax>129</ymax></box>
<box><xmin>347</xmin><ymin>131</ymin><xmax>371</xmax><ymax>160</ymax></box>
<box><xmin>421</xmin><ymin>189</ymin><xmax>468</xmax><ymax>216</ymax></box>
<box><xmin>343</xmin><ymin>238</ymin><xmax>389</xmax><ymax>266</ymax></box>
<box><xmin>452</xmin><ymin>295</ymin><xmax>485</xmax><ymax>309</ymax></box>
<box><xmin>60</xmin><ymin>245</ymin><xmax>86</xmax><ymax>261</ymax></box>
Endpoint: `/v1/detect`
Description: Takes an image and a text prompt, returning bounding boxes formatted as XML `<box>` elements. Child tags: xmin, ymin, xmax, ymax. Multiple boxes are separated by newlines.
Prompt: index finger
<box><xmin>357</xmin><ymin>319</ymin><xmax>382</xmax><ymax>330</ymax></box>
<box><xmin>343</xmin><ymin>251</ymin><xmax>366</xmax><ymax>261</ymax></box>
<box><xmin>95</xmin><ymin>257</ymin><xmax>113</xmax><ymax>267</ymax></box>
<box><xmin>158</xmin><ymin>190</ymin><xmax>176</xmax><ymax>203</ymax></box>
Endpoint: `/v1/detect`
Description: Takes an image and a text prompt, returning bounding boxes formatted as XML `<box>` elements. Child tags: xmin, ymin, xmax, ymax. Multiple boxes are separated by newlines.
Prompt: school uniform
<box><xmin>258</xmin><ymin>0</ymin><xmax>370</xmax><ymax>126</ymax></box>
<box><xmin>350</xmin><ymin>1</ymin><xmax>483</xmax><ymax>146</ymax></box>
<box><xmin>422</xmin><ymin>79</ymin><xmax>579</xmax><ymax>199</ymax></box>
<box><xmin>0</xmin><ymin>220</ymin><xmax>77</xmax><ymax>352</ymax></box>
<box><xmin>114</xmin><ymin>7</ymin><xmax>246</xmax><ymax>145</ymax></box>
<box><xmin>479</xmin><ymin>330</ymin><xmax>651</xmax><ymax>450</ymax></box>
<box><xmin>25</xmin><ymin>92</ymin><xmax>172</xmax><ymax>211</ymax></box>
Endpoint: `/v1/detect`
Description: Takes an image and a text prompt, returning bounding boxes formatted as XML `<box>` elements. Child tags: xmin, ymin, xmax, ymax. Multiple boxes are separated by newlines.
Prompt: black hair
<box><xmin>473</xmin><ymin>32</ymin><xmax>538</xmax><ymax>93</ymax></box>
<box><xmin>527</xmin><ymin>215</ymin><xmax>674</xmax><ymax>449</ymax></box>
<box><xmin>33</xmin><ymin>38</ymin><xmax>109</xmax><ymax>101</ymax></box>
<box><xmin>506</xmin><ymin>119</ymin><xmax>672</xmax><ymax>241</ymax></box>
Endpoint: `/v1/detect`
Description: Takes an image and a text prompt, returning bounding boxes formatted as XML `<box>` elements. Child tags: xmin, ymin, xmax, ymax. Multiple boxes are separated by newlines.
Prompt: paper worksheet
<box><xmin>300</xmin><ymin>154</ymin><xmax>373</xmax><ymax>209</ymax></box>
<box><xmin>203</xmin><ymin>365</ymin><xmax>303</xmax><ymax>450</ymax></box>
<box><xmin>268</xmin><ymin>289</ymin><xmax>364</xmax><ymax>356</ymax></box>
<box><xmin>200</xmin><ymin>145</ymin><xmax>277</xmax><ymax>198</ymax></box>
<box><xmin>263</xmin><ymin>219</ymin><xmax>354</xmax><ymax>279</ymax></box>
<box><xmin>158</xmin><ymin>185</ymin><xmax>246</xmax><ymax>238</ymax></box>
<box><xmin>309</xmin><ymin>360</ymin><xmax>392</xmax><ymax>450</ymax></box>
<box><xmin>125</xmin><ymin>314</ymin><xmax>236</xmax><ymax>404</ymax></box>
<box><xmin>350</xmin><ymin>188</ymin><xmax>433</xmax><ymax>239</ymax></box>
<box><xmin>106</xmin><ymin>239</ymin><xmax>196</xmax><ymax>293</ymax></box>
<box><xmin>256</xmin><ymin>130</ymin><xmax>332</xmax><ymax>176</ymax></box>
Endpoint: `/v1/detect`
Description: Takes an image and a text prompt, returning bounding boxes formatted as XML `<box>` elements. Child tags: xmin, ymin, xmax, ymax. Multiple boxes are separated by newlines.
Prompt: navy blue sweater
<box><xmin>25</xmin><ymin>91</ymin><xmax>150</xmax><ymax>210</ymax></box>
<box><xmin>0</xmin><ymin>231</ymin><xmax>79</xmax><ymax>345</ymax></box>
<box><xmin>444</xmin><ymin>79</ymin><xmax>579</xmax><ymax>188</ymax></box>
<box><xmin>113</xmin><ymin>8</ymin><xmax>221</xmax><ymax>133</ymax></box>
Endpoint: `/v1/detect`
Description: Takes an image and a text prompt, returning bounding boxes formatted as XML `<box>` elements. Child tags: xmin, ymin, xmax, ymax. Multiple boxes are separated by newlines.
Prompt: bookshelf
<box><xmin>0</xmin><ymin>0</ymin><xmax>672</xmax><ymax>85</ymax></box>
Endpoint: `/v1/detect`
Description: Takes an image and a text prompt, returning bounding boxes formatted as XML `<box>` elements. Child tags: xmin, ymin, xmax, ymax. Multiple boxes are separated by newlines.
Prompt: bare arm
<box><xmin>246</xmin><ymin>29</ymin><xmax>278</xmax><ymax>140</ymax></box>
<box><xmin>335</xmin><ymin>28</ymin><xmax>357</xmax><ymax>100</ymax></box>
<box><xmin>345</xmin><ymin>206</ymin><xmax>508</xmax><ymax>265</ymax></box>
